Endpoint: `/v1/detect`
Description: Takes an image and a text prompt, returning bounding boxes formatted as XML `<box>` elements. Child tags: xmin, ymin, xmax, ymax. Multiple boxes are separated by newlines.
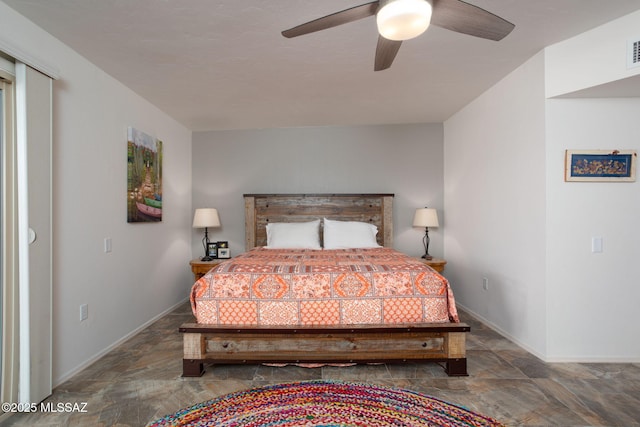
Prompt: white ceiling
<box><xmin>4</xmin><ymin>0</ymin><xmax>640</xmax><ymax>131</ymax></box>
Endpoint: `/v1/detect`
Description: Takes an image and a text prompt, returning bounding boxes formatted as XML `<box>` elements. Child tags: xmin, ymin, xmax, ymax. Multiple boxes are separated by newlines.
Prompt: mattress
<box><xmin>190</xmin><ymin>247</ymin><xmax>459</xmax><ymax>326</ymax></box>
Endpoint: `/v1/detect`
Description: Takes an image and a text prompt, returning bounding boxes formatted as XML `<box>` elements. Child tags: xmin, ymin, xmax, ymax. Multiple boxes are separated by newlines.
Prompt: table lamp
<box><xmin>413</xmin><ymin>207</ymin><xmax>439</xmax><ymax>260</ymax></box>
<box><xmin>193</xmin><ymin>208</ymin><xmax>220</xmax><ymax>261</ymax></box>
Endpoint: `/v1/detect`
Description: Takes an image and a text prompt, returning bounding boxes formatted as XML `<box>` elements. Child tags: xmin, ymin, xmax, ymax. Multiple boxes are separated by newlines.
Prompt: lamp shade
<box><xmin>413</xmin><ymin>208</ymin><xmax>439</xmax><ymax>228</ymax></box>
<box><xmin>376</xmin><ymin>0</ymin><xmax>432</xmax><ymax>41</ymax></box>
<box><xmin>192</xmin><ymin>208</ymin><xmax>220</xmax><ymax>228</ymax></box>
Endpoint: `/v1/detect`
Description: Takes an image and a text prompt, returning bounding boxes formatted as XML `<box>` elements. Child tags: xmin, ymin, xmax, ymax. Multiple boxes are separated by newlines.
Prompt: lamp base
<box><xmin>200</xmin><ymin>256</ymin><xmax>214</xmax><ymax>261</ymax></box>
<box><xmin>421</xmin><ymin>228</ymin><xmax>433</xmax><ymax>261</ymax></box>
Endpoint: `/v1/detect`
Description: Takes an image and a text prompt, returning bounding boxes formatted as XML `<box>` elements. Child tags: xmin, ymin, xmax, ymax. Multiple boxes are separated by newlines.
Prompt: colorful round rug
<box><xmin>147</xmin><ymin>380</ymin><xmax>504</xmax><ymax>427</ymax></box>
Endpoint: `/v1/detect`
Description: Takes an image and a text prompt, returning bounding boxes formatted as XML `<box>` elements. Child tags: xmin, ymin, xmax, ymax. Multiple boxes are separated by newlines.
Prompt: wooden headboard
<box><xmin>244</xmin><ymin>194</ymin><xmax>394</xmax><ymax>250</ymax></box>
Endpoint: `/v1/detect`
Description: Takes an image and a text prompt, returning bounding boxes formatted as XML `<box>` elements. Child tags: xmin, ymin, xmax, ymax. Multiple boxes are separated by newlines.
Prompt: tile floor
<box><xmin>1</xmin><ymin>302</ymin><xmax>639</xmax><ymax>426</ymax></box>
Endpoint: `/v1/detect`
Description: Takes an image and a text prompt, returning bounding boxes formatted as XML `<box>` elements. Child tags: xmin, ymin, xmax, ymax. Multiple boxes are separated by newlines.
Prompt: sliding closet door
<box><xmin>1</xmin><ymin>69</ymin><xmax>19</xmax><ymax>409</ymax></box>
<box><xmin>16</xmin><ymin>62</ymin><xmax>52</xmax><ymax>404</ymax></box>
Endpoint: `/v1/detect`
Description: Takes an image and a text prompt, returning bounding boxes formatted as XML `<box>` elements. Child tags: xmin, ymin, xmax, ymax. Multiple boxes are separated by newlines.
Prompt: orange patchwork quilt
<box><xmin>190</xmin><ymin>247</ymin><xmax>459</xmax><ymax>326</ymax></box>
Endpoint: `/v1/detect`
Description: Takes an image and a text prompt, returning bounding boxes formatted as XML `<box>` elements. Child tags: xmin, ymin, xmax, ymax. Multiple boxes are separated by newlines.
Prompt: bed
<box><xmin>180</xmin><ymin>194</ymin><xmax>469</xmax><ymax>377</ymax></box>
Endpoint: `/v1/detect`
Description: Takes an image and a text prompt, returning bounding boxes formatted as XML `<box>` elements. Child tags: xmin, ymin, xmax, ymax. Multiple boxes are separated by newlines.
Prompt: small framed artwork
<box><xmin>565</xmin><ymin>150</ymin><xmax>637</xmax><ymax>182</ymax></box>
<box><xmin>217</xmin><ymin>247</ymin><xmax>231</xmax><ymax>259</ymax></box>
<box><xmin>217</xmin><ymin>241</ymin><xmax>229</xmax><ymax>248</ymax></box>
<box><xmin>207</xmin><ymin>242</ymin><xmax>218</xmax><ymax>259</ymax></box>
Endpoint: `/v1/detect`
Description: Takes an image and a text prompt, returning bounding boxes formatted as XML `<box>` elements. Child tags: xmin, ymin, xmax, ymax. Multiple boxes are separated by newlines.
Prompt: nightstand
<box><xmin>417</xmin><ymin>257</ymin><xmax>446</xmax><ymax>273</ymax></box>
<box><xmin>189</xmin><ymin>258</ymin><xmax>225</xmax><ymax>281</ymax></box>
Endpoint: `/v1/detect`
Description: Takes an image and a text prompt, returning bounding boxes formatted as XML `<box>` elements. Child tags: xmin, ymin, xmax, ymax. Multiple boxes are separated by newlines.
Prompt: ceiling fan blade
<box><xmin>431</xmin><ymin>0</ymin><xmax>515</xmax><ymax>41</ymax></box>
<box><xmin>374</xmin><ymin>36</ymin><xmax>402</xmax><ymax>71</ymax></box>
<box><xmin>282</xmin><ymin>1</ymin><xmax>379</xmax><ymax>38</ymax></box>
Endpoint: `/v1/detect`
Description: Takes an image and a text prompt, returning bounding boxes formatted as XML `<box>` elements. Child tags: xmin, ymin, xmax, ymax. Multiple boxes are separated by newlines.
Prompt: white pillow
<box><xmin>323</xmin><ymin>218</ymin><xmax>381</xmax><ymax>249</ymax></box>
<box><xmin>265</xmin><ymin>220</ymin><xmax>321</xmax><ymax>249</ymax></box>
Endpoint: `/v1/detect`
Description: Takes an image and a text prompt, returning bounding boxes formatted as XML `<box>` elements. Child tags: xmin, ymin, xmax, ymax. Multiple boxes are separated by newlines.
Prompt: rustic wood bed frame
<box><xmin>180</xmin><ymin>194</ymin><xmax>469</xmax><ymax>377</ymax></box>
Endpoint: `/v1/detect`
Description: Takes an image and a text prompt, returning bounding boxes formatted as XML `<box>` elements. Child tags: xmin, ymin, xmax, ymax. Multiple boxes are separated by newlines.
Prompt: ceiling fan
<box><xmin>282</xmin><ymin>0</ymin><xmax>515</xmax><ymax>71</ymax></box>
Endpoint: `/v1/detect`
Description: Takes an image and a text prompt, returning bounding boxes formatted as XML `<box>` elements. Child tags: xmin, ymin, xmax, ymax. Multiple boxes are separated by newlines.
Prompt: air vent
<box><xmin>628</xmin><ymin>38</ymin><xmax>640</xmax><ymax>69</ymax></box>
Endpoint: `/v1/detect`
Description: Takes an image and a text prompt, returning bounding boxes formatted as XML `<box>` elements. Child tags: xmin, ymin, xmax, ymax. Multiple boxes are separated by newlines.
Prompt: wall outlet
<box><xmin>104</xmin><ymin>237</ymin><xmax>112</xmax><ymax>253</ymax></box>
<box><xmin>482</xmin><ymin>277</ymin><xmax>489</xmax><ymax>291</ymax></box>
<box><xmin>80</xmin><ymin>304</ymin><xmax>88</xmax><ymax>321</ymax></box>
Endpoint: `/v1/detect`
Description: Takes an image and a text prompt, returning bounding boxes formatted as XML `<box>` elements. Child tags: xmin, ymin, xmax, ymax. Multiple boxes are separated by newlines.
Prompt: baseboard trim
<box><xmin>456</xmin><ymin>303</ymin><xmax>546</xmax><ymax>361</ymax></box>
<box><xmin>53</xmin><ymin>297</ymin><xmax>188</xmax><ymax>387</ymax></box>
<box><xmin>458</xmin><ymin>303</ymin><xmax>640</xmax><ymax>363</ymax></box>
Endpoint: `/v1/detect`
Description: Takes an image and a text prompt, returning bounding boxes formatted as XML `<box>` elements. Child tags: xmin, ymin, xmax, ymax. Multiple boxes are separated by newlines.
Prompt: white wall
<box><xmin>1</xmin><ymin>2</ymin><xmax>193</xmax><ymax>385</ymax></box>
<box><xmin>192</xmin><ymin>124</ymin><xmax>444</xmax><ymax>258</ymax></box>
<box><xmin>445</xmin><ymin>8</ymin><xmax>640</xmax><ymax>363</ymax></box>
<box><xmin>444</xmin><ymin>52</ymin><xmax>548</xmax><ymax>357</ymax></box>
<box><xmin>543</xmin><ymin>9</ymin><xmax>640</xmax><ymax>361</ymax></box>
<box><xmin>545</xmin><ymin>9</ymin><xmax>640</xmax><ymax>98</ymax></box>
<box><xmin>545</xmin><ymin>98</ymin><xmax>640</xmax><ymax>361</ymax></box>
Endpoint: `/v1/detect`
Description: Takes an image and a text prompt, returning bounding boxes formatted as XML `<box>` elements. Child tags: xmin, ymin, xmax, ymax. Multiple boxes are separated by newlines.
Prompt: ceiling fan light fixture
<box><xmin>376</xmin><ymin>0</ymin><xmax>432</xmax><ymax>41</ymax></box>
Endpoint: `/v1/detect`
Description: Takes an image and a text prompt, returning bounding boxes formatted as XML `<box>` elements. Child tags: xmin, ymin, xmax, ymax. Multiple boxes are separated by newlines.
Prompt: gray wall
<box><xmin>192</xmin><ymin>123</ymin><xmax>444</xmax><ymax>259</ymax></box>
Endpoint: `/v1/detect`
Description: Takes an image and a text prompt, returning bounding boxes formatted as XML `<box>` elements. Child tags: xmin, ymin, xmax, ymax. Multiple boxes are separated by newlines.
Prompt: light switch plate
<box><xmin>592</xmin><ymin>237</ymin><xmax>603</xmax><ymax>253</ymax></box>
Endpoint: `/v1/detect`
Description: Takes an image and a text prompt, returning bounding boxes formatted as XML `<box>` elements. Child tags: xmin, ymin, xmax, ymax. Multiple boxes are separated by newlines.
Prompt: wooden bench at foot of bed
<box><xmin>179</xmin><ymin>322</ymin><xmax>470</xmax><ymax>377</ymax></box>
